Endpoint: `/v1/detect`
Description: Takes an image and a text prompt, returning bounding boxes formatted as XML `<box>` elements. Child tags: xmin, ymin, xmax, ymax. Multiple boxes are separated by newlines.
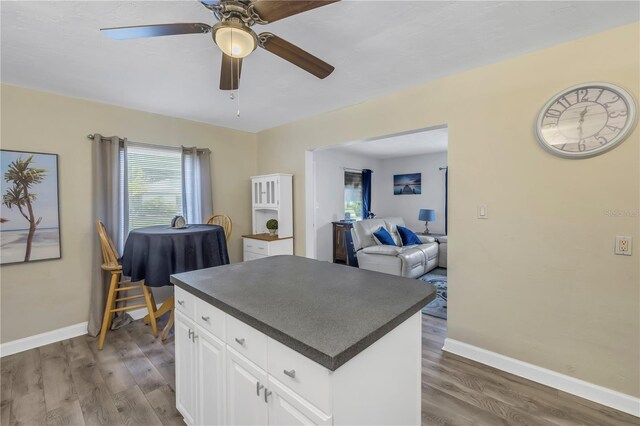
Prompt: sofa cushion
<box><xmin>397</xmin><ymin>226</ymin><xmax>422</xmax><ymax>246</ymax></box>
<box><xmin>353</xmin><ymin>218</ymin><xmax>387</xmax><ymax>250</ymax></box>
<box><xmin>415</xmin><ymin>242</ymin><xmax>438</xmax><ymax>261</ymax></box>
<box><xmin>383</xmin><ymin>217</ymin><xmax>405</xmax><ymax>246</ymax></box>
<box><xmin>373</xmin><ymin>227</ymin><xmax>397</xmax><ymax>246</ymax></box>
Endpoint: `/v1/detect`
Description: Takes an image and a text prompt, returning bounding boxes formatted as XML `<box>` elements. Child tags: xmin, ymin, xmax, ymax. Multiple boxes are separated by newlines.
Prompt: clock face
<box><xmin>536</xmin><ymin>83</ymin><xmax>637</xmax><ymax>158</ymax></box>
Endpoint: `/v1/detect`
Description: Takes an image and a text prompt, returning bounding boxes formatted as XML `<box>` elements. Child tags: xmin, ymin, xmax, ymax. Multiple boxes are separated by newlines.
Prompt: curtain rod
<box><xmin>87</xmin><ymin>134</ymin><xmax>125</xmax><ymax>143</ymax></box>
<box><xmin>87</xmin><ymin>135</ymin><xmax>210</xmax><ymax>153</ymax></box>
<box><xmin>343</xmin><ymin>167</ymin><xmax>373</xmax><ymax>173</ymax></box>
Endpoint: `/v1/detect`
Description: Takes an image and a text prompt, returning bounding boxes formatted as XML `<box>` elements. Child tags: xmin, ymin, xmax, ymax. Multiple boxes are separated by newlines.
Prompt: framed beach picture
<box><xmin>393</xmin><ymin>173</ymin><xmax>422</xmax><ymax>195</ymax></box>
<box><xmin>1</xmin><ymin>150</ymin><xmax>61</xmax><ymax>265</ymax></box>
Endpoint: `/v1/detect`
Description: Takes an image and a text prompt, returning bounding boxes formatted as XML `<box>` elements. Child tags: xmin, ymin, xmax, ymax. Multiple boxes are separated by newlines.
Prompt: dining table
<box><xmin>121</xmin><ymin>224</ymin><xmax>230</xmax><ymax>340</ymax></box>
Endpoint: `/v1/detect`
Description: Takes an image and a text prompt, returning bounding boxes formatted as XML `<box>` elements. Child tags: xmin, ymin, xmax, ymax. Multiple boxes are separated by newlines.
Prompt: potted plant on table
<box><xmin>266</xmin><ymin>219</ymin><xmax>278</xmax><ymax>236</ymax></box>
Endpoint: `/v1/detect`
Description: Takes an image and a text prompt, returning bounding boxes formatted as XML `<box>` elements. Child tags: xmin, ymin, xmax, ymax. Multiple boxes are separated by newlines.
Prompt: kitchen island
<box><xmin>171</xmin><ymin>255</ymin><xmax>435</xmax><ymax>426</ymax></box>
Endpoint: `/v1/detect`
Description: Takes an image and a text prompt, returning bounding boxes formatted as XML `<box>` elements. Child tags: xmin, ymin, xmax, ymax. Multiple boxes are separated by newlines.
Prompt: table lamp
<box><xmin>418</xmin><ymin>209</ymin><xmax>436</xmax><ymax>234</ymax></box>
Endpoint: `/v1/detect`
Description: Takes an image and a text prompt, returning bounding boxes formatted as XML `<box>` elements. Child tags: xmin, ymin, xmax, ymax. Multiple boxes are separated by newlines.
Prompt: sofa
<box><xmin>351</xmin><ymin>217</ymin><xmax>438</xmax><ymax>278</ymax></box>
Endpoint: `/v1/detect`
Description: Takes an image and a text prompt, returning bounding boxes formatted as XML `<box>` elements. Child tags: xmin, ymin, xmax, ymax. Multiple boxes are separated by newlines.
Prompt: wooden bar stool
<box><xmin>96</xmin><ymin>220</ymin><xmax>158</xmax><ymax>349</ymax></box>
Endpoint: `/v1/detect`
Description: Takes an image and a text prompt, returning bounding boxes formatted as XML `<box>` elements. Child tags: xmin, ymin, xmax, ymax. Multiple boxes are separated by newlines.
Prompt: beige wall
<box><xmin>0</xmin><ymin>85</ymin><xmax>257</xmax><ymax>343</ymax></box>
<box><xmin>256</xmin><ymin>24</ymin><xmax>640</xmax><ymax>397</ymax></box>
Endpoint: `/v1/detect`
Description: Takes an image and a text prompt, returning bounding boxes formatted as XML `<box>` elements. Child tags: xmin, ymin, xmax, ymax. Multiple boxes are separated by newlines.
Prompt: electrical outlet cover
<box><xmin>615</xmin><ymin>236</ymin><xmax>632</xmax><ymax>256</ymax></box>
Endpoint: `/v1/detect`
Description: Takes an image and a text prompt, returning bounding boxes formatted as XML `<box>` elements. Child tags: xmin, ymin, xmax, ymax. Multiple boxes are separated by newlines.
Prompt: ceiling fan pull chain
<box><xmin>236</xmin><ymin>72</ymin><xmax>241</xmax><ymax>117</ymax></box>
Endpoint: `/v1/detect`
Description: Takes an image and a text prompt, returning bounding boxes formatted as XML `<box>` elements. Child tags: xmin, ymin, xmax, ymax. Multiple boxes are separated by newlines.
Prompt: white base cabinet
<box><xmin>243</xmin><ymin>237</ymin><xmax>294</xmax><ymax>261</ymax></box>
<box><xmin>175</xmin><ymin>285</ymin><xmax>421</xmax><ymax>426</ymax></box>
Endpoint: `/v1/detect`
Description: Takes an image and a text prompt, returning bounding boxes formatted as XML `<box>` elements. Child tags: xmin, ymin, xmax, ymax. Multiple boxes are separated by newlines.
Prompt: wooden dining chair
<box><xmin>206</xmin><ymin>214</ymin><xmax>232</xmax><ymax>241</ymax></box>
<box><xmin>96</xmin><ymin>220</ymin><xmax>158</xmax><ymax>349</ymax></box>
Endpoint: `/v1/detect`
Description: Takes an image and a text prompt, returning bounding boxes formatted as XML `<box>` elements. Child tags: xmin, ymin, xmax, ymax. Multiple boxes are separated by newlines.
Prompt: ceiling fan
<box><xmin>101</xmin><ymin>0</ymin><xmax>339</xmax><ymax>91</ymax></box>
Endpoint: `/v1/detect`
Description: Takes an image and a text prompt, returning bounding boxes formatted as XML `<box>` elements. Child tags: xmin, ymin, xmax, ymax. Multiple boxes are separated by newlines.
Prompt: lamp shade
<box><xmin>418</xmin><ymin>209</ymin><xmax>436</xmax><ymax>222</ymax></box>
<box><xmin>213</xmin><ymin>22</ymin><xmax>257</xmax><ymax>58</ymax></box>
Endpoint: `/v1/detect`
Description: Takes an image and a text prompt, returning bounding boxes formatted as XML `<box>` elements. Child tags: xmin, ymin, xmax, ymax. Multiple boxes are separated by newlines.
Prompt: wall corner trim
<box><xmin>0</xmin><ymin>306</ymin><xmax>155</xmax><ymax>358</ymax></box>
<box><xmin>442</xmin><ymin>338</ymin><xmax>640</xmax><ymax>417</ymax></box>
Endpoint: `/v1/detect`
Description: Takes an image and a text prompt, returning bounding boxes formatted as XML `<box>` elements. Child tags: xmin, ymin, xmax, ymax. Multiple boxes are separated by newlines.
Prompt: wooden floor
<box><xmin>1</xmin><ymin>314</ymin><xmax>638</xmax><ymax>426</ymax></box>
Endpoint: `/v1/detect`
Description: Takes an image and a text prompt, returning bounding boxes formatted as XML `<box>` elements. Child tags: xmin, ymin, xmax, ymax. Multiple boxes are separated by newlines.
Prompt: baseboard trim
<box><xmin>0</xmin><ymin>306</ymin><xmax>154</xmax><ymax>358</ymax></box>
<box><xmin>442</xmin><ymin>338</ymin><xmax>640</xmax><ymax>417</ymax></box>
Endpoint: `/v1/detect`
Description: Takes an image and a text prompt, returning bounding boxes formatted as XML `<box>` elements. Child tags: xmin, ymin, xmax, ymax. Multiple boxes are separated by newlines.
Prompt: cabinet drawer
<box><xmin>243</xmin><ymin>251</ymin><xmax>267</xmax><ymax>262</ymax></box>
<box><xmin>175</xmin><ymin>286</ymin><xmax>196</xmax><ymax>319</ymax></box>
<box><xmin>243</xmin><ymin>238</ymin><xmax>269</xmax><ymax>255</ymax></box>
<box><xmin>267</xmin><ymin>338</ymin><xmax>332</xmax><ymax>415</ymax></box>
<box><xmin>195</xmin><ymin>299</ymin><xmax>226</xmax><ymax>341</ymax></box>
<box><xmin>226</xmin><ymin>315</ymin><xmax>267</xmax><ymax>370</ymax></box>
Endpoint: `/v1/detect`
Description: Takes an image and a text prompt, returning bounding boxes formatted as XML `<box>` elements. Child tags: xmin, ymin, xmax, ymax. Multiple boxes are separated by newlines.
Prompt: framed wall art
<box><xmin>393</xmin><ymin>173</ymin><xmax>421</xmax><ymax>195</ymax></box>
<box><xmin>1</xmin><ymin>150</ymin><xmax>61</xmax><ymax>265</ymax></box>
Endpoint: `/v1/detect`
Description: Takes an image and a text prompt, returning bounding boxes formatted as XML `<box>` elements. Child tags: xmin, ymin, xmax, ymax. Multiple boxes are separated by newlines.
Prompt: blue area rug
<box><xmin>420</xmin><ymin>268</ymin><xmax>447</xmax><ymax>319</ymax></box>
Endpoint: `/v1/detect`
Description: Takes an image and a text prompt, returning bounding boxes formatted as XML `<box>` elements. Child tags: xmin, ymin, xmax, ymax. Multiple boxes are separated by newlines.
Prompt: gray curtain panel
<box><xmin>88</xmin><ymin>134</ymin><xmax>132</xmax><ymax>337</ymax></box>
<box><xmin>182</xmin><ymin>147</ymin><xmax>213</xmax><ymax>224</ymax></box>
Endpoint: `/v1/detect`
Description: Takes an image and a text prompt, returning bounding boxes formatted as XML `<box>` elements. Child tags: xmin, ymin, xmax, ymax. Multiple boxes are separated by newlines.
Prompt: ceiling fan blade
<box><xmin>101</xmin><ymin>23</ymin><xmax>211</xmax><ymax>40</ymax></box>
<box><xmin>258</xmin><ymin>33</ymin><xmax>334</xmax><ymax>79</ymax></box>
<box><xmin>200</xmin><ymin>0</ymin><xmax>220</xmax><ymax>11</ymax></box>
<box><xmin>220</xmin><ymin>53</ymin><xmax>242</xmax><ymax>90</ymax></box>
<box><xmin>251</xmin><ymin>0</ymin><xmax>339</xmax><ymax>23</ymax></box>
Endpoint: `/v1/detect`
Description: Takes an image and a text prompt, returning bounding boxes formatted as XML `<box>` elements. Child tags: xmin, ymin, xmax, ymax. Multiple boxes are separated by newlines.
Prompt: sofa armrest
<box><xmin>361</xmin><ymin>245</ymin><xmax>402</xmax><ymax>256</ymax></box>
<box><xmin>418</xmin><ymin>235</ymin><xmax>436</xmax><ymax>244</ymax></box>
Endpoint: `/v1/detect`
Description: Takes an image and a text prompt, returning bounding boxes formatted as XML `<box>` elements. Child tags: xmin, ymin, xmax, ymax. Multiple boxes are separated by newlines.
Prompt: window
<box><xmin>344</xmin><ymin>171</ymin><xmax>363</xmax><ymax>220</ymax></box>
<box><xmin>124</xmin><ymin>143</ymin><xmax>183</xmax><ymax>230</ymax></box>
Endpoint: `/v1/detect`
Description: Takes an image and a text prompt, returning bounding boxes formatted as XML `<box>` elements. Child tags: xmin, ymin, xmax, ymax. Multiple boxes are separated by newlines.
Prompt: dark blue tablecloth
<box><xmin>121</xmin><ymin>224</ymin><xmax>229</xmax><ymax>287</ymax></box>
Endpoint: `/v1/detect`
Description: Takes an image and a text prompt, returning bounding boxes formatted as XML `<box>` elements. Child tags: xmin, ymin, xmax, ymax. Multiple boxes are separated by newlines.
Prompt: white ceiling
<box><xmin>327</xmin><ymin>126</ymin><xmax>448</xmax><ymax>159</ymax></box>
<box><xmin>1</xmin><ymin>1</ymin><xmax>638</xmax><ymax>133</ymax></box>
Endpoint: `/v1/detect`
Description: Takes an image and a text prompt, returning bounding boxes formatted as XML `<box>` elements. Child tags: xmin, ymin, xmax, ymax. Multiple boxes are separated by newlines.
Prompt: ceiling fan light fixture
<box><xmin>213</xmin><ymin>21</ymin><xmax>257</xmax><ymax>58</ymax></box>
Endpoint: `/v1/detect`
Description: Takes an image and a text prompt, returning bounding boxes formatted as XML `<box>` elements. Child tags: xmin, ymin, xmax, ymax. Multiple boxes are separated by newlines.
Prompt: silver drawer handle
<box><xmin>235</xmin><ymin>337</ymin><xmax>245</xmax><ymax>345</ymax></box>
<box><xmin>177</xmin><ymin>300</ymin><xmax>185</xmax><ymax>306</ymax></box>
<box><xmin>264</xmin><ymin>389</ymin><xmax>272</xmax><ymax>403</ymax></box>
<box><xmin>283</xmin><ymin>369</ymin><xmax>296</xmax><ymax>378</ymax></box>
<box><xmin>256</xmin><ymin>382</ymin><xmax>264</xmax><ymax>396</ymax></box>
<box><xmin>201</xmin><ymin>316</ymin><xmax>210</xmax><ymax>321</ymax></box>
<box><xmin>258</xmin><ymin>247</ymin><xmax>265</xmax><ymax>250</ymax></box>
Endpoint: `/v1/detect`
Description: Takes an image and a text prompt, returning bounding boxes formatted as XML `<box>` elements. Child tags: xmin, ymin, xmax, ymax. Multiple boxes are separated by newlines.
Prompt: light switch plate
<box><xmin>615</xmin><ymin>236</ymin><xmax>632</xmax><ymax>256</ymax></box>
<box><xmin>477</xmin><ymin>205</ymin><xmax>488</xmax><ymax>219</ymax></box>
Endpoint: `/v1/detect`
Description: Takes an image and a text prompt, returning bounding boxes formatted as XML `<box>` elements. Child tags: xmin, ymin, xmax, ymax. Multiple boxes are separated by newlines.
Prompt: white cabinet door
<box><xmin>227</xmin><ymin>348</ymin><xmax>268</xmax><ymax>426</ymax></box>
<box><xmin>263</xmin><ymin>177</ymin><xmax>279</xmax><ymax>208</ymax></box>
<box><xmin>175</xmin><ymin>311</ymin><xmax>197</xmax><ymax>425</ymax></box>
<box><xmin>254</xmin><ymin>177</ymin><xmax>268</xmax><ymax>207</ymax></box>
<box><xmin>266</xmin><ymin>377</ymin><xmax>332</xmax><ymax>426</ymax></box>
<box><xmin>197</xmin><ymin>329</ymin><xmax>226</xmax><ymax>426</ymax></box>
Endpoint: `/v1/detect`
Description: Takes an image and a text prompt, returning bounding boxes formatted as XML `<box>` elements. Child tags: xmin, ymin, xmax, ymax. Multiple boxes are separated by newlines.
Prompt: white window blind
<box><xmin>344</xmin><ymin>171</ymin><xmax>363</xmax><ymax>220</ymax></box>
<box><xmin>126</xmin><ymin>143</ymin><xmax>183</xmax><ymax>230</ymax></box>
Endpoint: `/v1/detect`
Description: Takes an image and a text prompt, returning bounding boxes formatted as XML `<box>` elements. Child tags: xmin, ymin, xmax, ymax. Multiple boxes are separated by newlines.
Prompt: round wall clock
<box><xmin>535</xmin><ymin>82</ymin><xmax>637</xmax><ymax>159</ymax></box>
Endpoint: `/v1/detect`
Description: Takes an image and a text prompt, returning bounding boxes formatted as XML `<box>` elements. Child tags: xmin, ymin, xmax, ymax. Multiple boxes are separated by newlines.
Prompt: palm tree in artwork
<box><xmin>2</xmin><ymin>156</ymin><xmax>46</xmax><ymax>261</ymax></box>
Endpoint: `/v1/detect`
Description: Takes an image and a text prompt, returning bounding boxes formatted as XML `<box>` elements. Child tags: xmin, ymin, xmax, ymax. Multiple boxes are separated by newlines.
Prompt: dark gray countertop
<box><xmin>171</xmin><ymin>255</ymin><xmax>436</xmax><ymax>371</ymax></box>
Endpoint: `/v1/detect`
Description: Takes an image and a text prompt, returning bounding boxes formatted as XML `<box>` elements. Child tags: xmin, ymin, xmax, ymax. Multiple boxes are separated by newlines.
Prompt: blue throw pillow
<box><xmin>397</xmin><ymin>226</ymin><xmax>422</xmax><ymax>246</ymax></box>
<box><xmin>373</xmin><ymin>226</ymin><xmax>397</xmax><ymax>246</ymax></box>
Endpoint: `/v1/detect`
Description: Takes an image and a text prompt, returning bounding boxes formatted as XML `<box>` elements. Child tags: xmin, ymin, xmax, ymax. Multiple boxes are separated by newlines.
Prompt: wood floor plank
<box><xmin>109</xmin><ymin>328</ymin><xmax>167</xmax><ymax>394</ymax></box>
<box><xmin>40</xmin><ymin>341</ymin><xmax>77</xmax><ymax>411</ymax></box>
<box><xmin>112</xmin><ymin>385</ymin><xmax>161</xmax><ymax>426</ymax></box>
<box><xmin>68</xmin><ymin>347</ymin><xmax>122</xmax><ymax>426</ymax></box>
<box><xmin>423</xmin><ymin>383</ymin><xmax>510</xmax><ymax>426</ymax></box>
<box><xmin>1</xmin><ymin>399</ymin><xmax>11</xmax><ymax>426</ymax></box>
<box><xmin>144</xmin><ymin>384</ymin><xmax>184</xmax><ymax>426</ymax></box>
<box><xmin>1</xmin><ymin>355</ymin><xmax>15</xmax><ymax>405</ymax></box>
<box><xmin>422</xmin><ymin>368</ymin><xmax>556</xmax><ymax>426</ymax></box>
<box><xmin>10</xmin><ymin>389</ymin><xmax>47</xmax><ymax>426</ymax></box>
<box><xmin>125</xmin><ymin>321</ymin><xmax>176</xmax><ymax>390</ymax></box>
<box><xmin>8</xmin><ymin>348</ymin><xmax>43</xmax><ymax>400</ymax></box>
<box><xmin>422</xmin><ymin>398</ymin><xmax>474</xmax><ymax>426</ymax></box>
<box><xmin>46</xmin><ymin>399</ymin><xmax>86</xmax><ymax>426</ymax></box>
<box><xmin>88</xmin><ymin>337</ymin><xmax>137</xmax><ymax>395</ymax></box>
